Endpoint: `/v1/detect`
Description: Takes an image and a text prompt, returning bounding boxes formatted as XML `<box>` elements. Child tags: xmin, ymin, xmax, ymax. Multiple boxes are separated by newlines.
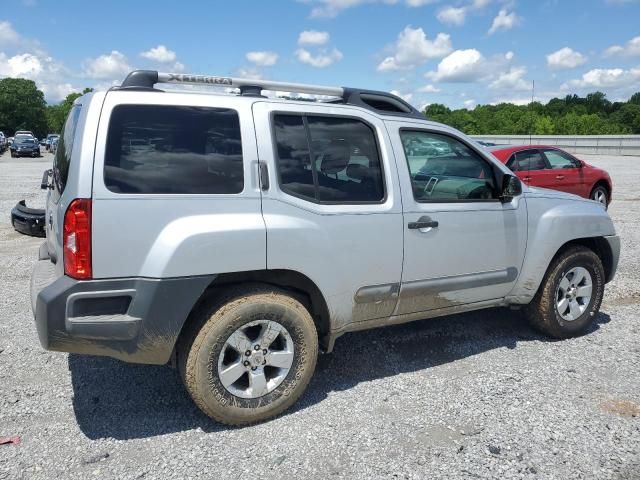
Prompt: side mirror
<box><xmin>500</xmin><ymin>173</ymin><xmax>522</xmax><ymax>202</ymax></box>
<box><xmin>41</xmin><ymin>168</ymin><xmax>53</xmax><ymax>190</ymax></box>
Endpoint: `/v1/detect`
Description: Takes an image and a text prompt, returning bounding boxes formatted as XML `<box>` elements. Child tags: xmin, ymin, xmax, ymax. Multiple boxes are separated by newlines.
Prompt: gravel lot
<box><xmin>0</xmin><ymin>151</ymin><xmax>638</xmax><ymax>479</ymax></box>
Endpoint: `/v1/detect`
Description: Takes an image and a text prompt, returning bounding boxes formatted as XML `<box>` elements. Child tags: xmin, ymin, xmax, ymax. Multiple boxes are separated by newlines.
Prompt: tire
<box><xmin>178</xmin><ymin>285</ymin><xmax>318</xmax><ymax>425</ymax></box>
<box><xmin>524</xmin><ymin>245</ymin><xmax>605</xmax><ymax>339</ymax></box>
<box><xmin>590</xmin><ymin>185</ymin><xmax>609</xmax><ymax>209</ymax></box>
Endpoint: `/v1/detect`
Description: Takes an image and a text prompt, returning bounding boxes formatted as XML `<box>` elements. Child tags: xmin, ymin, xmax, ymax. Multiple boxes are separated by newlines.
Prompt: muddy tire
<box><xmin>178</xmin><ymin>285</ymin><xmax>318</xmax><ymax>425</ymax></box>
<box><xmin>524</xmin><ymin>246</ymin><xmax>605</xmax><ymax>339</ymax></box>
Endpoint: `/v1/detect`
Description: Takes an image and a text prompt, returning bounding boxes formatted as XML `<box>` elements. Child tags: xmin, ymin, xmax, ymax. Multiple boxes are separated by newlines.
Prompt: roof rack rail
<box><xmin>118</xmin><ymin>70</ymin><xmax>424</xmax><ymax>119</ymax></box>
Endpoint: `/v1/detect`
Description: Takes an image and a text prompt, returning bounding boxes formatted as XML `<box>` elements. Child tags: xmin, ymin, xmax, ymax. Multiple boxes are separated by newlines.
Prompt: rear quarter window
<box><xmin>53</xmin><ymin>103</ymin><xmax>82</xmax><ymax>193</ymax></box>
<box><xmin>104</xmin><ymin>105</ymin><xmax>243</xmax><ymax>194</ymax></box>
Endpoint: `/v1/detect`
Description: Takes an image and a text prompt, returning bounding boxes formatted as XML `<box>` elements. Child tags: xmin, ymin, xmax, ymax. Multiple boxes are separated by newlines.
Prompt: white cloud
<box><xmin>437</xmin><ymin>6</ymin><xmax>467</xmax><ymax>25</ymax></box>
<box><xmin>604</xmin><ymin>36</ymin><xmax>640</xmax><ymax>57</ymax></box>
<box><xmin>489</xmin><ymin>66</ymin><xmax>529</xmax><ymax>90</ymax></box>
<box><xmin>0</xmin><ymin>21</ymin><xmax>21</xmax><ymax>47</ymax></box>
<box><xmin>298</xmin><ymin>30</ymin><xmax>330</xmax><ymax>46</ymax></box>
<box><xmin>235</xmin><ymin>66</ymin><xmax>264</xmax><ymax>80</ymax></box>
<box><xmin>418</xmin><ymin>84</ymin><xmax>441</xmax><ymax>93</ymax></box>
<box><xmin>426</xmin><ymin>48</ymin><xmax>485</xmax><ymax>82</ymax></box>
<box><xmin>463</xmin><ymin>98</ymin><xmax>476</xmax><ymax>109</ymax></box>
<box><xmin>376</xmin><ymin>26</ymin><xmax>452</xmax><ymax>71</ymax></box>
<box><xmin>295</xmin><ymin>48</ymin><xmax>343</xmax><ymax>67</ymax></box>
<box><xmin>83</xmin><ymin>50</ymin><xmax>131</xmax><ymax>80</ymax></box>
<box><xmin>546</xmin><ymin>47</ymin><xmax>586</xmax><ymax>70</ymax></box>
<box><xmin>246</xmin><ymin>51</ymin><xmax>279</xmax><ymax>67</ymax></box>
<box><xmin>0</xmin><ymin>52</ymin><xmax>42</xmax><ymax>77</ymax></box>
<box><xmin>562</xmin><ymin>67</ymin><xmax>640</xmax><ymax>90</ymax></box>
<box><xmin>488</xmin><ymin>9</ymin><xmax>520</xmax><ymax>34</ymax></box>
<box><xmin>140</xmin><ymin>45</ymin><xmax>177</xmax><ymax>63</ymax></box>
<box><xmin>390</xmin><ymin>89</ymin><xmax>413</xmax><ymax>102</ymax></box>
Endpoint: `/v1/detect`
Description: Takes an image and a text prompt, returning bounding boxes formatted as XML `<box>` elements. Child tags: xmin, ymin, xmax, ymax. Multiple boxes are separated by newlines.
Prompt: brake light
<box><xmin>63</xmin><ymin>198</ymin><xmax>92</xmax><ymax>279</ymax></box>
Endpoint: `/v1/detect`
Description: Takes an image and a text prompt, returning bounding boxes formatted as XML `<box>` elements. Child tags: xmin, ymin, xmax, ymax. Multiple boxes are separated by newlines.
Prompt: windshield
<box><xmin>16</xmin><ymin>138</ymin><xmax>35</xmax><ymax>145</ymax></box>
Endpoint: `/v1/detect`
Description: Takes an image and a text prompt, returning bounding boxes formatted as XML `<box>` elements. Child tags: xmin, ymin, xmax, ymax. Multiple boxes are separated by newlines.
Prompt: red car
<box><xmin>489</xmin><ymin>145</ymin><xmax>612</xmax><ymax>207</ymax></box>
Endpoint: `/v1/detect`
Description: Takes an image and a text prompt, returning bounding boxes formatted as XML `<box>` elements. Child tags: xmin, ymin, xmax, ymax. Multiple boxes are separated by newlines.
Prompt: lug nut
<box><xmin>263</xmin><ymin>349</ymin><xmax>268</xmax><ymax>355</ymax></box>
<box><xmin>243</xmin><ymin>361</ymin><xmax>250</xmax><ymax>367</ymax></box>
<box><xmin>254</xmin><ymin>345</ymin><xmax>260</xmax><ymax>351</ymax></box>
<box><xmin>251</xmin><ymin>366</ymin><xmax>257</xmax><ymax>371</ymax></box>
<box><xmin>263</xmin><ymin>360</ymin><xmax>267</xmax><ymax>365</ymax></box>
<box><xmin>245</xmin><ymin>350</ymin><xmax>251</xmax><ymax>356</ymax></box>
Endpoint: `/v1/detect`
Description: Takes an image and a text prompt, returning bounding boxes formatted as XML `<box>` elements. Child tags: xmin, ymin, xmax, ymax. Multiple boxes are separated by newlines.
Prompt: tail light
<box><xmin>63</xmin><ymin>198</ymin><xmax>92</xmax><ymax>279</ymax></box>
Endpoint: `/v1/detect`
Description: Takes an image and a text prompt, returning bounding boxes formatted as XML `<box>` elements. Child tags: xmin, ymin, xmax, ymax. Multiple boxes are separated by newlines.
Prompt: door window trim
<box><xmin>399</xmin><ymin>128</ymin><xmax>501</xmax><ymax>204</ymax></box>
<box><xmin>269</xmin><ymin>111</ymin><xmax>388</xmax><ymax>205</ymax></box>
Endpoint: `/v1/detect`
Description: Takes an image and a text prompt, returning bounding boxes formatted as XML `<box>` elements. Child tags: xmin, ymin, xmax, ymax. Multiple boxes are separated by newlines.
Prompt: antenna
<box><xmin>529</xmin><ymin>79</ymin><xmax>535</xmax><ymax>145</ymax></box>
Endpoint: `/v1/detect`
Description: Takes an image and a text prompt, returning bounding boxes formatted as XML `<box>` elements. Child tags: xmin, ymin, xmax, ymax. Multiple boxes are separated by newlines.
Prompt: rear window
<box><xmin>104</xmin><ymin>105</ymin><xmax>243</xmax><ymax>194</ymax></box>
<box><xmin>53</xmin><ymin>104</ymin><xmax>82</xmax><ymax>193</ymax></box>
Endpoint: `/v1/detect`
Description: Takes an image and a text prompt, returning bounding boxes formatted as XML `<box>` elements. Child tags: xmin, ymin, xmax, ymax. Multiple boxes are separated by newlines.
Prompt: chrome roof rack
<box><xmin>117</xmin><ymin>70</ymin><xmax>424</xmax><ymax>119</ymax></box>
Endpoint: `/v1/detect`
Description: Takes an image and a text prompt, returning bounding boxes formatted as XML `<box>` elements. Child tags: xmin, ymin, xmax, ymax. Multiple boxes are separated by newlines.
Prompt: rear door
<box><xmin>252</xmin><ymin>102</ymin><xmax>403</xmax><ymax>332</ymax></box>
<box><xmin>506</xmin><ymin>149</ymin><xmax>548</xmax><ymax>186</ymax></box>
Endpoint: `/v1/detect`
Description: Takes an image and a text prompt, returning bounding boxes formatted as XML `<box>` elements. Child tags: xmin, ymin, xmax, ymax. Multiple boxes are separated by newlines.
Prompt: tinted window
<box><xmin>401</xmin><ymin>131</ymin><xmax>497</xmax><ymax>202</ymax></box>
<box><xmin>104</xmin><ymin>105</ymin><xmax>243</xmax><ymax>194</ymax></box>
<box><xmin>274</xmin><ymin>115</ymin><xmax>315</xmax><ymax>200</ymax></box>
<box><xmin>543</xmin><ymin>149</ymin><xmax>577</xmax><ymax>169</ymax></box>
<box><xmin>54</xmin><ymin>103</ymin><xmax>82</xmax><ymax>193</ymax></box>
<box><xmin>509</xmin><ymin>150</ymin><xmax>547</xmax><ymax>171</ymax></box>
<box><xmin>274</xmin><ymin>114</ymin><xmax>384</xmax><ymax>203</ymax></box>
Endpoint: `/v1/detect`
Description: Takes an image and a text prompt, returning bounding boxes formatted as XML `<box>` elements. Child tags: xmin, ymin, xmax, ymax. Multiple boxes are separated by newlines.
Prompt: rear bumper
<box><xmin>31</xmin><ymin>245</ymin><xmax>214</xmax><ymax>364</ymax></box>
<box><xmin>11</xmin><ymin>203</ymin><xmax>45</xmax><ymax>237</ymax></box>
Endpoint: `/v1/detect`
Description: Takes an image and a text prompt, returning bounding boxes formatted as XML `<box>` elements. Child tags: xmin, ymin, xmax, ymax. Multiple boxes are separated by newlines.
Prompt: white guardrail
<box><xmin>471</xmin><ymin>135</ymin><xmax>640</xmax><ymax>156</ymax></box>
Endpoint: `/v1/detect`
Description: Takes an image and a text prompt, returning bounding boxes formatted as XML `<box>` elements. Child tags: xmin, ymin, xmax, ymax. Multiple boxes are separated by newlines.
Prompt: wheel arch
<box><xmin>177</xmin><ymin>269</ymin><xmax>333</xmax><ymax>354</ymax></box>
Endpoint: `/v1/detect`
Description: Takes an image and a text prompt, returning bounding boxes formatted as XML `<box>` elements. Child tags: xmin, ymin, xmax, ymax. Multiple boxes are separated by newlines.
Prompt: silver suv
<box><xmin>31</xmin><ymin>70</ymin><xmax>620</xmax><ymax>425</ymax></box>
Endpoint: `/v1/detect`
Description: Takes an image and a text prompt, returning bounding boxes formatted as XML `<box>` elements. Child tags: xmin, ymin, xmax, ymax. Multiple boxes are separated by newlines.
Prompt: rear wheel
<box><xmin>524</xmin><ymin>246</ymin><xmax>605</xmax><ymax>338</ymax></box>
<box><xmin>178</xmin><ymin>286</ymin><xmax>318</xmax><ymax>425</ymax></box>
<box><xmin>590</xmin><ymin>185</ymin><xmax>609</xmax><ymax>208</ymax></box>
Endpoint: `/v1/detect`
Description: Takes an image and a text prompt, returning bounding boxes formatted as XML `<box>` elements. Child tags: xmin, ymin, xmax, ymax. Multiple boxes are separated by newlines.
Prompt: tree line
<box><xmin>424</xmin><ymin>91</ymin><xmax>640</xmax><ymax>136</ymax></box>
<box><xmin>1</xmin><ymin>77</ymin><xmax>639</xmax><ymax>138</ymax></box>
<box><xmin>0</xmin><ymin>78</ymin><xmax>92</xmax><ymax>138</ymax></box>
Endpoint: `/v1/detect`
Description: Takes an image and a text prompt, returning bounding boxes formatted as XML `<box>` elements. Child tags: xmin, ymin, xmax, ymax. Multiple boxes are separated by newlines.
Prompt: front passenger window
<box><xmin>400</xmin><ymin>131</ymin><xmax>497</xmax><ymax>202</ymax></box>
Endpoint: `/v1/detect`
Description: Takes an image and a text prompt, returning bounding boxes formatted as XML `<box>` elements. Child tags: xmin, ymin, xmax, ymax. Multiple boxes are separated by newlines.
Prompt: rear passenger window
<box><xmin>510</xmin><ymin>150</ymin><xmax>547</xmax><ymax>171</ymax></box>
<box><xmin>54</xmin><ymin>103</ymin><xmax>82</xmax><ymax>194</ymax></box>
<box><xmin>104</xmin><ymin>105</ymin><xmax>243</xmax><ymax>194</ymax></box>
<box><xmin>273</xmin><ymin>114</ymin><xmax>384</xmax><ymax>203</ymax></box>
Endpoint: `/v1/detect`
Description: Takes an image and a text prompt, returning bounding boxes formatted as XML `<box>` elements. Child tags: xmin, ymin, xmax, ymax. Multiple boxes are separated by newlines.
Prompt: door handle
<box><xmin>555</xmin><ymin>175</ymin><xmax>565</xmax><ymax>180</ymax></box>
<box><xmin>408</xmin><ymin>216</ymin><xmax>439</xmax><ymax>230</ymax></box>
<box><xmin>522</xmin><ymin>176</ymin><xmax>531</xmax><ymax>181</ymax></box>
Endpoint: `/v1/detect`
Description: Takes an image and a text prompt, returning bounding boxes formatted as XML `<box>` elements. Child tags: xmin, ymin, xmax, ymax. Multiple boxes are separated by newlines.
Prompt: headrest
<box><xmin>319</xmin><ymin>139</ymin><xmax>351</xmax><ymax>174</ymax></box>
<box><xmin>346</xmin><ymin>163</ymin><xmax>368</xmax><ymax>180</ymax></box>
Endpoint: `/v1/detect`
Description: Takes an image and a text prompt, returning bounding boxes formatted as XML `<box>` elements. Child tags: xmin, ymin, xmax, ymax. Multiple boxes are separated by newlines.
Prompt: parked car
<box><xmin>30</xmin><ymin>70</ymin><xmax>619</xmax><ymax>426</ymax></box>
<box><xmin>10</xmin><ymin>136</ymin><xmax>41</xmax><ymax>157</ymax></box>
<box><xmin>0</xmin><ymin>132</ymin><xmax>7</xmax><ymax>152</ymax></box>
<box><xmin>45</xmin><ymin>134</ymin><xmax>59</xmax><ymax>151</ymax></box>
<box><xmin>50</xmin><ymin>137</ymin><xmax>59</xmax><ymax>154</ymax></box>
<box><xmin>490</xmin><ymin>145</ymin><xmax>613</xmax><ymax>207</ymax></box>
<box><xmin>15</xmin><ymin>130</ymin><xmax>35</xmax><ymax>138</ymax></box>
<box><xmin>7</xmin><ymin>136</ymin><xmax>14</xmax><ymax>146</ymax></box>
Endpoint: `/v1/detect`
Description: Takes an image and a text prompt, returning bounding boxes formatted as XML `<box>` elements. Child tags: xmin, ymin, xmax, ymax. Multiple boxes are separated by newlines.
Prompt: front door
<box><xmin>539</xmin><ymin>148</ymin><xmax>584</xmax><ymax>196</ymax></box>
<box><xmin>389</xmin><ymin>124</ymin><xmax>528</xmax><ymax>316</ymax></box>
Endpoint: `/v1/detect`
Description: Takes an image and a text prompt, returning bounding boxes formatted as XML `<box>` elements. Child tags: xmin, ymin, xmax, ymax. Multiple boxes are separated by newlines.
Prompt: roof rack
<box><xmin>118</xmin><ymin>70</ymin><xmax>424</xmax><ymax>119</ymax></box>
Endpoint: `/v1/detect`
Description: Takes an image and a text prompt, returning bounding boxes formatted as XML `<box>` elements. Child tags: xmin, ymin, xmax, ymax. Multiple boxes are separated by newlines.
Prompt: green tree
<box><xmin>534</xmin><ymin>115</ymin><xmax>555</xmax><ymax>135</ymax></box>
<box><xmin>46</xmin><ymin>88</ymin><xmax>93</xmax><ymax>133</ymax></box>
<box><xmin>0</xmin><ymin>78</ymin><xmax>47</xmax><ymax>137</ymax></box>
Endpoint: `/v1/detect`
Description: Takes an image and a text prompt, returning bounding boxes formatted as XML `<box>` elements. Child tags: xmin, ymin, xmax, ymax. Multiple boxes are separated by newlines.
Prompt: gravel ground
<box><xmin>0</xmin><ymin>152</ymin><xmax>638</xmax><ymax>480</ymax></box>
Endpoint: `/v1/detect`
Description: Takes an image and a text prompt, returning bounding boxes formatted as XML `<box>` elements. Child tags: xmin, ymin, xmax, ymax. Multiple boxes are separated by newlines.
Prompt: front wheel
<box><xmin>590</xmin><ymin>185</ymin><xmax>609</xmax><ymax>209</ymax></box>
<box><xmin>524</xmin><ymin>246</ymin><xmax>605</xmax><ymax>339</ymax></box>
<box><xmin>179</xmin><ymin>286</ymin><xmax>318</xmax><ymax>425</ymax></box>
